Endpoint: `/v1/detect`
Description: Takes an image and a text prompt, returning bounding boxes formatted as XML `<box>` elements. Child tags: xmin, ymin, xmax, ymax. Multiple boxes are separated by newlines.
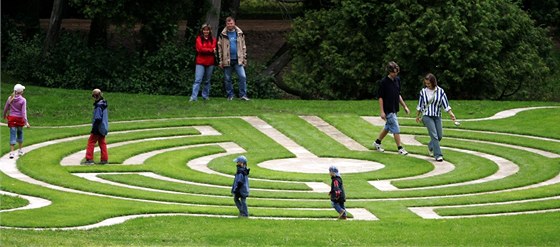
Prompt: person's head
<box><xmin>13</xmin><ymin>84</ymin><xmax>25</xmax><ymax>95</ymax></box>
<box><xmin>92</xmin><ymin>88</ymin><xmax>103</xmax><ymax>101</ymax></box>
<box><xmin>328</xmin><ymin>166</ymin><xmax>340</xmax><ymax>177</ymax></box>
<box><xmin>423</xmin><ymin>73</ymin><xmax>438</xmax><ymax>89</ymax></box>
<box><xmin>386</xmin><ymin>61</ymin><xmax>400</xmax><ymax>78</ymax></box>
<box><xmin>225</xmin><ymin>16</ymin><xmax>236</xmax><ymax>31</ymax></box>
<box><xmin>233</xmin><ymin>155</ymin><xmax>247</xmax><ymax>166</ymax></box>
<box><xmin>200</xmin><ymin>23</ymin><xmax>212</xmax><ymax>38</ymax></box>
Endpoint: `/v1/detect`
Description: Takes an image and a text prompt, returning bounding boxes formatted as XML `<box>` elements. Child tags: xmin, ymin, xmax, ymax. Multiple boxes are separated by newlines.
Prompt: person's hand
<box><xmin>380</xmin><ymin>112</ymin><xmax>386</xmax><ymax>120</ymax></box>
<box><xmin>404</xmin><ymin>106</ymin><xmax>410</xmax><ymax>115</ymax></box>
<box><xmin>416</xmin><ymin>116</ymin><xmax>421</xmax><ymax>123</ymax></box>
<box><xmin>25</xmin><ymin>122</ymin><xmax>31</xmax><ymax>128</ymax></box>
<box><xmin>450</xmin><ymin>113</ymin><xmax>456</xmax><ymax>121</ymax></box>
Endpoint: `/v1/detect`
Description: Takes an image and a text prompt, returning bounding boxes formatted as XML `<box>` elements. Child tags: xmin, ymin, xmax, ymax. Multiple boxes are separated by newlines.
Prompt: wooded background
<box><xmin>2</xmin><ymin>0</ymin><xmax>559</xmax><ymax>100</ymax></box>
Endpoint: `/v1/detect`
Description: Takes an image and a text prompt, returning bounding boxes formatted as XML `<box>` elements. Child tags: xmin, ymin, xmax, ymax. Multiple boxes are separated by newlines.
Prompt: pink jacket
<box><xmin>3</xmin><ymin>95</ymin><xmax>28</xmax><ymax>123</ymax></box>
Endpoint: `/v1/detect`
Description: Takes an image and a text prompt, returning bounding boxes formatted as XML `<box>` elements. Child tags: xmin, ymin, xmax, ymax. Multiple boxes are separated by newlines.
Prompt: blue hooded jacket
<box><xmin>231</xmin><ymin>165</ymin><xmax>250</xmax><ymax>197</ymax></box>
<box><xmin>91</xmin><ymin>98</ymin><xmax>109</xmax><ymax>136</ymax></box>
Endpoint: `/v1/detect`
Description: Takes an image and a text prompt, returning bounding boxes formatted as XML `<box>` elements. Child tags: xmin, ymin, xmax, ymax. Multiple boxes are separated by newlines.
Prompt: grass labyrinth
<box><xmin>0</xmin><ymin>98</ymin><xmax>559</xmax><ymax>245</ymax></box>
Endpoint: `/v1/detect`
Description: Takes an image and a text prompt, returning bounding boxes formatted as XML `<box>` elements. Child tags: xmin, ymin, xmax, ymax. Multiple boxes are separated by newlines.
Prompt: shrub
<box><xmin>286</xmin><ymin>0</ymin><xmax>555</xmax><ymax>100</ymax></box>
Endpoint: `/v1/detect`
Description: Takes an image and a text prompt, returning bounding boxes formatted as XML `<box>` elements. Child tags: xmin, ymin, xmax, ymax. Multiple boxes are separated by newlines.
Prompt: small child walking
<box><xmin>3</xmin><ymin>84</ymin><xmax>31</xmax><ymax>159</ymax></box>
<box><xmin>329</xmin><ymin>166</ymin><xmax>347</xmax><ymax>220</ymax></box>
<box><xmin>231</xmin><ymin>155</ymin><xmax>250</xmax><ymax>217</ymax></box>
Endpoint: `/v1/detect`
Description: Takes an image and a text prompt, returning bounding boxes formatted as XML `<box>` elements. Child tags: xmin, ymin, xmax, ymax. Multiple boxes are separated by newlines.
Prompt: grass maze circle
<box><xmin>1</xmin><ymin>107</ymin><xmax>559</xmax><ymax>229</ymax></box>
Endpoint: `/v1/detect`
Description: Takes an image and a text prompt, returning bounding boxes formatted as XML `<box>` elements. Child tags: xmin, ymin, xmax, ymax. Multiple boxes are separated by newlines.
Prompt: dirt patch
<box><xmin>234</xmin><ymin>20</ymin><xmax>292</xmax><ymax>64</ymax></box>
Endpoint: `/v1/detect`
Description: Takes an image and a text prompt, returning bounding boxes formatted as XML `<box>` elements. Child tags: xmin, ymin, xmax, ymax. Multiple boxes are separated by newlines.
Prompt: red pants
<box><xmin>85</xmin><ymin>133</ymin><xmax>108</xmax><ymax>161</ymax></box>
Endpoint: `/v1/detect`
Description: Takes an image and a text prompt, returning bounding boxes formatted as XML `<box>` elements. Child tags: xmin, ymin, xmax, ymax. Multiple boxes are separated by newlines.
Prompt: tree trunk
<box><xmin>185</xmin><ymin>0</ymin><xmax>205</xmax><ymax>41</ymax></box>
<box><xmin>205</xmin><ymin>0</ymin><xmax>221</xmax><ymax>38</ymax></box>
<box><xmin>264</xmin><ymin>42</ymin><xmax>308</xmax><ymax>98</ymax></box>
<box><xmin>43</xmin><ymin>0</ymin><xmax>65</xmax><ymax>57</ymax></box>
<box><xmin>229</xmin><ymin>0</ymin><xmax>241</xmax><ymax>19</ymax></box>
<box><xmin>88</xmin><ymin>16</ymin><xmax>108</xmax><ymax>47</ymax></box>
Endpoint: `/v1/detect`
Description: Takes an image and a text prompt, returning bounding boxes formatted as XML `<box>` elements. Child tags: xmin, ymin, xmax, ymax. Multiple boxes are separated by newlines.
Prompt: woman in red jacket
<box><xmin>190</xmin><ymin>24</ymin><xmax>217</xmax><ymax>101</ymax></box>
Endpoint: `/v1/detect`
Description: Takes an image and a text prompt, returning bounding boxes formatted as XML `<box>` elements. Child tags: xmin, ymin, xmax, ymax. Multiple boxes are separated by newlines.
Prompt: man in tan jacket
<box><xmin>217</xmin><ymin>16</ymin><xmax>249</xmax><ymax>101</ymax></box>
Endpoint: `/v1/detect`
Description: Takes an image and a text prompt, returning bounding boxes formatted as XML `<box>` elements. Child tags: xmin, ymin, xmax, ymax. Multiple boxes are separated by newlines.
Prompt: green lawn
<box><xmin>1</xmin><ymin>82</ymin><xmax>559</xmax><ymax>246</ymax></box>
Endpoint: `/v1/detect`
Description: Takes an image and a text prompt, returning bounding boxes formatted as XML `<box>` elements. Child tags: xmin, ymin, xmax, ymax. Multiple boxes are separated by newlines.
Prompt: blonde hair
<box><xmin>8</xmin><ymin>90</ymin><xmax>23</xmax><ymax>104</ymax></box>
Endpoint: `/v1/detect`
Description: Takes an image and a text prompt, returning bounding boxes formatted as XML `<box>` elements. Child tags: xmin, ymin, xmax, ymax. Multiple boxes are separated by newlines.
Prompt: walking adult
<box><xmin>415</xmin><ymin>73</ymin><xmax>456</xmax><ymax>161</ymax></box>
<box><xmin>217</xmin><ymin>16</ymin><xmax>249</xmax><ymax>101</ymax></box>
<box><xmin>373</xmin><ymin>61</ymin><xmax>410</xmax><ymax>155</ymax></box>
<box><xmin>190</xmin><ymin>24</ymin><xmax>217</xmax><ymax>101</ymax></box>
<box><xmin>83</xmin><ymin>89</ymin><xmax>109</xmax><ymax>165</ymax></box>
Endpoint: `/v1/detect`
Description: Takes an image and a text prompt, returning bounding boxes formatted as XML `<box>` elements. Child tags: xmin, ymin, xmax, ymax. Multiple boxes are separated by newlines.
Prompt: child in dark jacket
<box><xmin>329</xmin><ymin>166</ymin><xmax>347</xmax><ymax>220</ymax></box>
<box><xmin>232</xmin><ymin>155</ymin><xmax>250</xmax><ymax>217</ymax></box>
<box><xmin>83</xmin><ymin>89</ymin><xmax>109</xmax><ymax>165</ymax></box>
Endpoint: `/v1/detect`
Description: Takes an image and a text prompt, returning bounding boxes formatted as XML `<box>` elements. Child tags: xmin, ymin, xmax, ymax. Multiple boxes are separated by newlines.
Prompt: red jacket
<box><xmin>195</xmin><ymin>35</ymin><xmax>217</xmax><ymax>66</ymax></box>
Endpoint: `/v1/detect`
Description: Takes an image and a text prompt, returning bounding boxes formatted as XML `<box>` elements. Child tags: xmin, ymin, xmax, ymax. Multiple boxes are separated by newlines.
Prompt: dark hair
<box><xmin>226</xmin><ymin>16</ymin><xmax>235</xmax><ymax>22</ymax></box>
<box><xmin>198</xmin><ymin>24</ymin><xmax>214</xmax><ymax>43</ymax></box>
<box><xmin>424</xmin><ymin>73</ymin><xmax>438</xmax><ymax>88</ymax></box>
<box><xmin>386</xmin><ymin>61</ymin><xmax>400</xmax><ymax>73</ymax></box>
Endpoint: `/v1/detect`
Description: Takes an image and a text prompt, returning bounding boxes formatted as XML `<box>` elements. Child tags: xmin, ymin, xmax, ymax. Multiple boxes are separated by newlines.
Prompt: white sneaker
<box><xmin>240</xmin><ymin>96</ymin><xmax>250</xmax><ymax>101</ymax></box>
<box><xmin>398</xmin><ymin>148</ymin><xmax>409</xmax><ymax>155</ymax></box>
<box><xmin>18</xmin><ymin>150</ymin><xmax>24</xmax><ymax>156</ymax></box>
<box><xmin>435</xmin><ymin>156</ymin><xmax>443</xmax><ymax>162</ymax></box>
<box><xmin>9</xmin><ymin>152</ymin><xmax>15</xmax><ymax>159</ymax></box>
<box><xmin>373</xmin><ymin>142</ymin><xmax>384</xmax><ymax>152</ymax></box>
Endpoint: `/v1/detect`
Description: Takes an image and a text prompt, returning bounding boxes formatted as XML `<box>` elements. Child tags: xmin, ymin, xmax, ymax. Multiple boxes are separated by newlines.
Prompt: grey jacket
<box><xmin>217</xmin><ymin>26</ymin><xmax>247</xmax><ymax>67</ymax></box>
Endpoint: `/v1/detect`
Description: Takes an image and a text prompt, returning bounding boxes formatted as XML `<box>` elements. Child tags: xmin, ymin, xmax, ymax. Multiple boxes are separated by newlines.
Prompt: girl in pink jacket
<box><xmin>3</xmin><ymin>84</ymin><xmax>31</xmax><ymax>159</ymax></box>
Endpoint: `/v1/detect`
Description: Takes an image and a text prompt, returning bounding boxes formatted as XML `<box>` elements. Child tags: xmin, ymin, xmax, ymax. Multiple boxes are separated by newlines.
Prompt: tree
<box><xmin>285</xmin><ymin>0</ymin><xmax>553</xmax><ymax>100</ymax></box>
<box><xmin>521</xmin><ymin>0</ymin><xmax>560</xmax><ymax>36</ymax></box>
<box><xmin>43</xmin><ymin>0</ymin><xmax>65</xmax><ymax>57</ymax></box>
<box><xmin>69</xmin><ymin>0</ymin><xmax>197</xmax><ymax>51</ymax></box>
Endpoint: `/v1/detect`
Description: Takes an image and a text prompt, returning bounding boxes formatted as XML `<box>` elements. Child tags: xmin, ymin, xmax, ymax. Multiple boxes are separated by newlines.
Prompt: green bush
<box><xmin>286</xmin><ymin>0</ymin><xmax>556</xmax><ymax>100</ymax></box>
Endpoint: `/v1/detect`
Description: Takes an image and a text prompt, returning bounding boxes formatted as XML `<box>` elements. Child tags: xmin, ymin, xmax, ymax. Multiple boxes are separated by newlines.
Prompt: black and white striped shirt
<box><xmin>416</xmin><ymin>86</ymin><xmax>451</xmax><ymax>117</ymax></box>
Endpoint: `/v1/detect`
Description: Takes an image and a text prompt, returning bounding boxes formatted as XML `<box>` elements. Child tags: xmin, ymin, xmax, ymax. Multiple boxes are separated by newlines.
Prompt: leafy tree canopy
<box><xmin>286</xmin><ymin>0</ymin><xmax>553</xmax><ymax>100</ymax></box>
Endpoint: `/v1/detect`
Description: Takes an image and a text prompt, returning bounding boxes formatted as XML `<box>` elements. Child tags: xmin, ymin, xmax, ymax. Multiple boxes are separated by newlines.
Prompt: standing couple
<box><xmin>190</xmin><ymin>16</ymin><xmax>249</xmax><ymax>101</ymax></box>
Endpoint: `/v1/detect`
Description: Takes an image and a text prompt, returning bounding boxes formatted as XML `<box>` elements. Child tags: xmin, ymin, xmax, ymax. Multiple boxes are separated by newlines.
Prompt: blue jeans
<box><xmin>331</xmin><ymin>201</ymin><xmax>346</xmax><ymax>216</ymax></box>
<box><xmin>384</xmin><ymin>113</ymin><xmax>401</xmax><ymax>134</ymax></box>
<box><xmin>234</xmin><ymin>193</ymin><xmax>248</xmax><ymax>217</ymax></box>
<box><xmin>223</xmin><ymin>60</ymin><xmax>247</xmax><ymax>98</ymax></box>
<box><xmin>191</xmin><ymin>64</ymin><xmax>214</xmax><ymax>100</ymax></box>
<box><xmin>9</xmin><ymin>127</ymin><xmax>24</xmax><ymax>145</ymax></box>
<box><xmin>422</xmin><ymin>115</ymin><xmax>443</xmax><ymax>158</ymax></box>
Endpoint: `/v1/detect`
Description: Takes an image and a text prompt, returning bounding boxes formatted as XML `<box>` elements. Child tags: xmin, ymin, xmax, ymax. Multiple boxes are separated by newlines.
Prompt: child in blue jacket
<box><xmin>232</xmin><ymin>155</ymin><xmax>250</xmax><ymax>217</ymax></box>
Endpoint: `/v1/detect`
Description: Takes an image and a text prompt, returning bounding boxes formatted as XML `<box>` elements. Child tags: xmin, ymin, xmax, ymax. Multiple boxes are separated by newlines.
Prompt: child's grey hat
<box><xmin>233</xmin><ymin>155</ymin><xmax>247</xmax><ymax>164</ymax></box>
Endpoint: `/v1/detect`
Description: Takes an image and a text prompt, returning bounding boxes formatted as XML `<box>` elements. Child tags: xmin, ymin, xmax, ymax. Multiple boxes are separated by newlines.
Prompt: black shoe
<box><xmin>99</xmin><ymin>160</ymin><xmax>108</xmax><ymax>165</ymax></box>
<box><xmin>82</xmin><ymin>159</ymin><xmax>95</xmax><ymax>165</ymax></box>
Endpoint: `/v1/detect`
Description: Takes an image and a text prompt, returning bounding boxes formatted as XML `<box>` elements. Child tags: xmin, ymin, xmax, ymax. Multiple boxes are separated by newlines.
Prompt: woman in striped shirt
<box><xmin>415</xmin><ymin>73</ymin><xmax>457</xmax><ymax>161</ymax></box>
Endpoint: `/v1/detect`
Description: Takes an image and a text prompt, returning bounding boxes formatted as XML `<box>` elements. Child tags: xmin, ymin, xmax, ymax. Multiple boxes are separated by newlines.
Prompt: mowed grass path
<box><xmin>1</xmin><ymin>83</ymin><xmax>559</xmax><ymax>246</ymax></box>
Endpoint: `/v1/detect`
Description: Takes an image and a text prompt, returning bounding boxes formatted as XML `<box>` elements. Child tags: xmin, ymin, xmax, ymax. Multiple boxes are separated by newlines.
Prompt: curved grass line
<box><xmin>354</xmin><ymin>172</ymin><xmax>560</xmax><ymax>202</ymax></box>
<box><xmin>60</xmin><ymin>134</ymin><xmax>218</xmax><ymax>166</ymax></box>
<box><xmin>0</xmin><ymin>191</ymin><xmax>51</xmax><ymax>212</ymax></box>
<box><xmin>75</xmin><ymin>172</ymin><xmax>324</xmax><ymax>194</ymax></box>
<box><xmin>369</xmin><ymin>148</ymin><xmax>517</xmax><ymax>191</ymax></box>
<box><xmin>409</xmin><ymin>196</ymin><xmax>560</xmax><ymax>219</ymax></box>
<box><xmin>0</xmin><ymin>209</ymin><xmax>375</xmax><ymax>231</ymax></box>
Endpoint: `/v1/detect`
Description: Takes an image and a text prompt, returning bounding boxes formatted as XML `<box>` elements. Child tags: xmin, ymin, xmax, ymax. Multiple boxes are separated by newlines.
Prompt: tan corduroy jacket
<box><xmin>217</xmin><ymin>26</ymin><xmax>247</xmax><ymax>67</ymax></box>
